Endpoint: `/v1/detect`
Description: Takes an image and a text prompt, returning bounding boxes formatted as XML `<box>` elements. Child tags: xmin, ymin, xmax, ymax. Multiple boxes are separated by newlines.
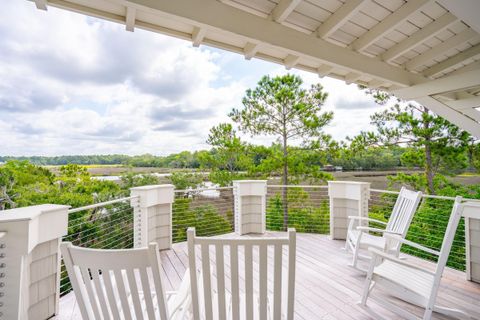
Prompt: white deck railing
<box><xmin>1</xmin><ymin>180</ymin><xmax>480</xmax><ymax>319</ymax></box>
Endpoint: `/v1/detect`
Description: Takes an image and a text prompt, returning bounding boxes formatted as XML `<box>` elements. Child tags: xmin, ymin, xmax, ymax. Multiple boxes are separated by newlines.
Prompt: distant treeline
<box><xmin>0</xmin><ymin>146</ymin><xmax>408</xmax><ymax>171</ymax></box>
<box><xmin>0</xmin><ymin>151</ymin><xmax>205</xmax><ymax>168</ymax></box>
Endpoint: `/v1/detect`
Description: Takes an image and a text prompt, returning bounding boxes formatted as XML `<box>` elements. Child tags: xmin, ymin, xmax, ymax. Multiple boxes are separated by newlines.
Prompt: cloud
<box><xmin>335</xmin><ymin>97</ymin><xmax>376</xmax><ymax>110</ymax></box>
<box><xmin>0</xmin><ymin>1</ymin><xmax>385</xmax><ymax>156</ymax></box>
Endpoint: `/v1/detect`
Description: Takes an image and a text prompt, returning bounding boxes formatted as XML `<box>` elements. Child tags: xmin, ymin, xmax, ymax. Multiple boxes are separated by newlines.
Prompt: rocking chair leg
<box><xmin>433</xmin><ymin>305</ymin><xmax>474</xmax><ymax>320</ymax></box>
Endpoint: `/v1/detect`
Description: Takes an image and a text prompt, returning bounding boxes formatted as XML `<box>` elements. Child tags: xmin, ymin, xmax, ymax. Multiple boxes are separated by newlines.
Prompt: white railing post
<box><xmin>462</xmin><ymin>201</ymin><xmax>480</xmax><ymax>283</ymax></box>
<box><xmin>0</xmin><ymin>204</ymin><xmax>69</xmax><ymax>320</ymax></box>
<box><xmin>233</xmin><ymin>180</ymin><xmax>267</xmax><ymax>235</ymax></box>
<box><xmin>130</xmin><ymin>185</ymin><xmax>174</xmax><ymax>250</ymax></box>
<box><xmin>328</xmin><ymin>181</ymin><xmax>370</xmax><ymax>240</ymax></box>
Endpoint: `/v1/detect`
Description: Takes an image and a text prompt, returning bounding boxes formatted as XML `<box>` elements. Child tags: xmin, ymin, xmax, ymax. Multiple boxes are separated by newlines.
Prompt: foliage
<box><xmin>120</xmin><ymin>171</ymin><xmax>160</xmax><ymax>189</ymax></box>
<box><xmin>172</xmin><ymin>198</ymin><xmax>233</xmax><ymax>242</ymax></box>
<box><xmin>350</xmin><ymin>92</ymin><xmax>471</xmax><ymax>194</ymax></box>
<box><xmin>266</xmin><ymin>187</ymin><xmax>329</xmax><ymax>233</ymax></box>
<box><xmin>169</xmin><ymin>171</ymin><xmax>205</xmax><ymax>190</ymax></box>
<box><xmin>230</xmin><ymin>74</ymin><xmax>333</xmax><ymax>184</ymax></box>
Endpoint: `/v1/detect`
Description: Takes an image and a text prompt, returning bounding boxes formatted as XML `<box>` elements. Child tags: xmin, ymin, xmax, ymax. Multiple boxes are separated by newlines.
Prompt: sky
<box><xmin>0</xmin><ymin>1</ymin><xmax>385</xmax><ymax>156</ymax></box>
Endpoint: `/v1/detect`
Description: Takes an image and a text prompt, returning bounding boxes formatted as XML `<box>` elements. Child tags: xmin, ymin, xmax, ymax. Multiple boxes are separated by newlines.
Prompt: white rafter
<box><xmin>381</xmin><ymin>13</ymin><xmax>458</xmax><ymax>62</ymax></box>
<box><xmin>445</xmin><ymin>96</ymin><xmax>480</xmax><ymax>110</ymax></box>
<box><xmin>393</xmin><ymin>68</ymin><xmax>480</xmax><ymax>100</ymax></box>
<box><xmin>270</xmin><ymin>0</ymin><xmax>302</xmax><ymax>23</ymax></box>
<box><xmin>317</xmin><ymin>65</ymin><xmax>334</xmax><ymax>78</ymax></box>
<box><xmin>416</xmin><ymin>96</ymin><xmax>480</xmax><ymax>136</ymax></box>
<box><xmin>344</xmin><ymin>72</ymin><xmax>362</xmax><ymax>84</ymax></box>
<box><xmin>350</xmin><ymin>0</ymin><xmax>431</xmax><ymax>52</ymax></box>
<box><xmin>34</xmin><ymin>0</ymin><xmax>48</xmax><ymax>10</ymax></box>
<box><xmin>191</xmin><ymin>26</ymin><xmax>206</xmax><ymax>47</ymax></box>
<box><xmin>316</xmin><ymin>0</ymin><xmax>367</xmax><ymax>39</ymax></box>
<box><xmin>243</xmin><ymin>42</ymin><xmax>259</xmax><ymax>60</ymax></box>
<box><xmin>284</xmin><ymin>54</ymin><xmax>300</xmax><ymax>70</ymax></box>
<box><xmin>423</xmin><ymin>44</ymin><xmax>480</xmax><ymax>78</ymax></box>
<box><xmin>125</xmin><ymin>6</ymin><xmax>136</xmax><ymax>32</ymax></box>
<box><xmin>406</xmin><ymin>28</ymin><xmax>478</xmax><ymax>71</ymax></box>
<box><xmin>123</xmin><ymin>0</ymin><xmax>424</xmax><ymax>87</ymax></box>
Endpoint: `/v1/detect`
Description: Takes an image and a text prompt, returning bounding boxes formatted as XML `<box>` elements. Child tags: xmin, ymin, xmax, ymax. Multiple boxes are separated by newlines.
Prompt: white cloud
<box><xmin>0</xmin><ymin>1</ymin><xmax>385</xmax><ymax>156</ymax></box>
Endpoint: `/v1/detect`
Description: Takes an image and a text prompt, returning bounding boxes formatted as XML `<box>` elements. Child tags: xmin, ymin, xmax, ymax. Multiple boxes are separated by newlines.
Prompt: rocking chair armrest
<box><xmin>384</xmin><ymin>234</ymin><xmax>441</xmax><ymax>256</ymax></box>
<box><xmin>356</xmin><ymin>226</ymin><xmax>400</xmax><ymax>235</ymax></box>
<box><xmin>347</xmin><ymin>216</ymin><xmax>387</xmax><ymax>225</ymax></box>
<box><xmin>368</xmin><ymin>248</ymin><xmax>436</xmax><ymax>276</ymax></box>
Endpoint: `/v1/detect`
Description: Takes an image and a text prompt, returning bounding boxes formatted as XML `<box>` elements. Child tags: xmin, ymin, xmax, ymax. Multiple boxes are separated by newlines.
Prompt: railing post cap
<box><xmin>130</xmin><ymin>184</ymin><xmax>175</xmax><ymax>207</ymax></box>
<box><xmin>233</xmin><ymin>180</ymin><xmax>267</xmax><ymax>196</ymax></box>
<box><xmin>0</xmin><ymin>204</ymin><xmax>69</xmax><ymax>254</ymax></box>
<box><xmin>130</xmin><ymin>184</ymin><xmax>175</xmax><ymax>192</ymax></box>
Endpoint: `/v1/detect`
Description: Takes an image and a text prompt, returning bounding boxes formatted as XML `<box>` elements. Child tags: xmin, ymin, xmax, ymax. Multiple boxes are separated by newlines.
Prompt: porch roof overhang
<box><xmin>32</xmin><ymin>0</ymin><xmax>480</xmax><ymax>137</ymax></box>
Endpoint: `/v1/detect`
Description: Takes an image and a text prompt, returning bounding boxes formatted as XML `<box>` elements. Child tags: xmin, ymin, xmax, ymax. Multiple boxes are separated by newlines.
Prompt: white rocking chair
<box><xmin>360</xmin><ymin>196</ymin><xmax>474</xmax><ymax>320</ymax></box>
<box><xmin>60</xmin><ymin>242</ymin><xmax>191</xmax><ymax>320</ymax></box>
<box><xmin>346</xmin><ymin>187</ymin><xmax>423</xmax><ymax>270</ymax></box>
<box><xmin>187</xmin><ymin>228</ymin><xmax>296</xmax><ymax>320</ymax></box>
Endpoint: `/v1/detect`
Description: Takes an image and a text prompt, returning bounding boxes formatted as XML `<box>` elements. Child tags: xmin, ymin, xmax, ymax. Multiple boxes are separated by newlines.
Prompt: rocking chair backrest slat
<box><xmin>187</xmin><ymin>228</ymin><xmax>296</xmax><ymax>320</ymax></box>
<box><xmin>386</xmin><ymin>187</ymin><xmax>423</xmax><ymax>236</ymax></box>
<box><xmin>60</xmin><ymin>242</ymin><xmax>170</xmax><ymax>320</ymax></box>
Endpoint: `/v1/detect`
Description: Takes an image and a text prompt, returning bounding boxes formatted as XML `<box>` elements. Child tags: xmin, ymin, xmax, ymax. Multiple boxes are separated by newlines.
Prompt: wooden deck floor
<box><xmin>56</xmin><ymin>232</ymin><xmax>480</xmax><ymax>319</ymax></box>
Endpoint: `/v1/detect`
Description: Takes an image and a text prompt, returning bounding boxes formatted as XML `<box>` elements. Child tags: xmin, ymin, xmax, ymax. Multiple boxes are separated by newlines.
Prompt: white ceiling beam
<box><xmin>381</xmin><ymin>13</ymin><xmax>457</xmax><ymax>62</ymax></box>
<box><xmin>34</xmin><ymin>0</ymin><xmax>48</xmax><ymax>10</ymax></box>
<box><xmin>284</xmin><ymin>54</ymin><xmax>300</xmax><ymax>70</ymax></box>
<box><xmin>367</xmin><ymin>79</ymin><xmax>386</xmax><ymax>89</ymax></box>
<box><xmin>191</xmin><ymin>26</ymin><xmax>206</xmax><ymax>47</ymax></box>
<box><xmin>446</xmin><ymin>60</ymin><xmax>480</xmax><ymax>77</ymax></box>
<box><xmin>445</xmin><ymin>96</ymin><xmax>480</xmax><ymax>110</ymax></box>
<box><xmin>316</xmin><ymin>0</ymin><xmax>367</xmax><ymax>39</ymax></box>
<box><xmin>438</xmin><ymin>0</ymin><xmax>480</xmax><ymax>34</ymax></box>
<box><xmin>460</xmin><ymin>108</ymin><xmax>480</xmax><ymax>122</ymax></box>
<box><xmin>317</xmin><ymin>65</ymin><xmax>334</xmax><ymax>78</ymax></box>
<box><xmin>350</xmin><ymin>0</ymin><xmax>431</xmax><ymax>52</ymax></box>
<box><xmin>423</xmin><ymin>44</ymin><xmax>480</xmax><ymax>78</ymax></box>
<box><xmin>243</xmin><ymin>42</ymin><xmax>259</xmax><ymax>60</ymax></box>
<box><xmin>125</xmin><ymin>6</ymin><xmax>136</xmax><ymax>31</ymax></box>
<box><xmin>405</xmin><ymin>29</ymin><xmax>477</xmax><ymax>71</ymax></box>
<box><xmin>415</xmin><ymin>96</ymin><xmax>480</xmax><ymax>137</ymax></box>
<box><xmin>393</xmin><ymin>68</ymin><xmax>480</xmax><ymax>100</ymax></box>
<box><xmin>270</xmin><ymin>0</ymin><xmax>302</xmax><ymax>23</ymax></box>
<box><xmin>344</xmin><ymin>72</ymin><xmax>362</xmax><ymax>84</ymax></box>
<box><xmin>125</xmin><ymin>0</ymin><xmax>425</xmax><ymax>87</ymax></box>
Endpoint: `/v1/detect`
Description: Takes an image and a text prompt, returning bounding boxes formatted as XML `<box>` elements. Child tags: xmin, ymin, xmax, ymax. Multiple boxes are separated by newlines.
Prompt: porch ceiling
<box><xmin>32</xmin><ymin>0</ymin><xmax>480</xmax><ymax>137</ymax></box>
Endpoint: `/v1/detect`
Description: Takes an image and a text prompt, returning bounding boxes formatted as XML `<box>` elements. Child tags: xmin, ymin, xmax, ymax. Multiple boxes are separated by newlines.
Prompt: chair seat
<box><xmin>349</xmin><ymin>230</ymin><xmax>386</xmax><ymax>250</ymax></box>
<box><xmin>373</xmin><ymin>260</ymin><xmax>434</xmax><ymax>298</ymax></box>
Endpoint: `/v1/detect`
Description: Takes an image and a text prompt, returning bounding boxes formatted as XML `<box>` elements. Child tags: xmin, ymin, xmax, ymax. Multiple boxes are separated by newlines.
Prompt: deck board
<box><xmin>56</xmin><ymin>232</ymin><xmax>480</xmax><ymax>319</ymax></box>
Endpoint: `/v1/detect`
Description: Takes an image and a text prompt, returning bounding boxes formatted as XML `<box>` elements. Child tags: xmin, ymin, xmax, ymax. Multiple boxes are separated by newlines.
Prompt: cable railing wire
<box><xmin>172</xmin><ymin>187</ymin><xmax>235</xmax><ymax>243</ymax></box>
<box><xmin>369</xmin><ymin>189</ymin><xmax>466</xmax><ymax>271</ymax></box>
<box><xmin>266</xmin><ymin>185</ymin><xmax>330</xmax><ymax>234</ymax></box>
<box><xmin>60</xmin><ymin>197</ymin><xmax>137</xmax><ymax>296</ymax></box>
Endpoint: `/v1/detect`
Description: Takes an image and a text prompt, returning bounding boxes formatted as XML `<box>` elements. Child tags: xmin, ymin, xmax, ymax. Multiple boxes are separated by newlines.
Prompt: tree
<box><xmin>230</xmin><ymin>74</ymin><xmax>333</xmax><ymax>228</ymax></box>
<box><xmin>353</xmin><ymin>92</ymin><xmax>471</xmax><ymax>194</ymax></box>
<box><xmin>203</xmin><ymin>123</ymin><xmax>251</xmax><ymax>186</ymax></box>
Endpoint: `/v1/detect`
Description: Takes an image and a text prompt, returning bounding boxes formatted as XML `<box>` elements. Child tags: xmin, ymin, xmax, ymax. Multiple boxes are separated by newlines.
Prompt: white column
<box><xmin>233</xmin><ymin>180</ymin><xmax>267</xmax><ymax>235</ymax></box>
<box><xmin>328</xmin><ymin>181</ymin><xmax>370</xmax><ymax>240</ymax></box>
<box><xmin>0</xmin><ymin>204</ymin><xmax>69</xmax><ymax>320</ymax></box>
<box><xmin>462</xmin><ymin>201</ymin><xmax>480</xmax><ymax>283</ymax></box>
<box><xmin>130</xmin><ymin>185</ymin><xmax>174</xmax><ymax>250</ymax></box>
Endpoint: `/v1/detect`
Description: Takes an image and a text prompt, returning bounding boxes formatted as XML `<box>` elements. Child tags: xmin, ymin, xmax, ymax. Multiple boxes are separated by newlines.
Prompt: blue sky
<box><xmin>0</xmin><ymin>1</ymin><xmax>383</xmax><ymax>156</ymax></box>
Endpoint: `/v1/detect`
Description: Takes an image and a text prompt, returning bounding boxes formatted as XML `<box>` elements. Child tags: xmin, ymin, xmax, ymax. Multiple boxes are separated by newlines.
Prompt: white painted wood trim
<box><xmin>350</xmin><ymin>0</ymin><xmax>431</xmax><ymax>52</ymax></box>
<box><xmin>316</xmin><ymin>0</ymin><xmax>367</xmax><ymax>39</ymax></box>
<box><xmin>423</xmin><ymin>43</ymin><xmax>480</xmax><ymax>78</ymax></box>
<box><xmin>270</xmin><ymin>0</ymin><xmax>302</xmax><ymax>23</ymax></box>
<box><xmin>381</xmin><ymin>13</ymin><xmax>458</xmax><ymax>62</ymax></box>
